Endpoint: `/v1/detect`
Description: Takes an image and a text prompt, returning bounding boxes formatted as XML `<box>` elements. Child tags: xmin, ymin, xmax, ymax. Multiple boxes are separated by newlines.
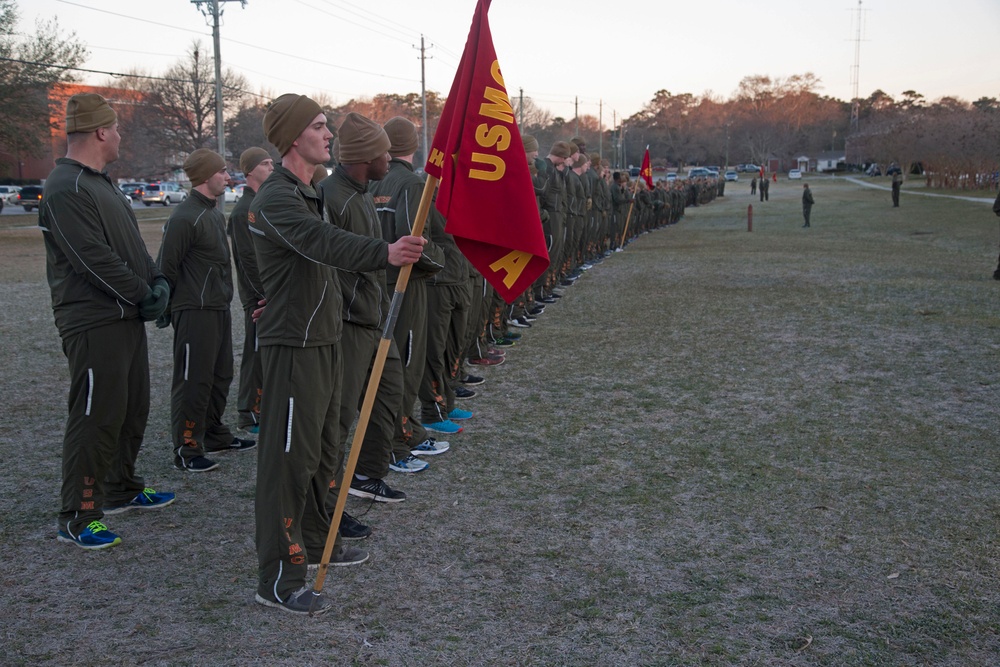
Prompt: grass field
<box><xmin>0</xmin><ymin>177</ymin><xmax>997</xmax><ymax>665</ymax></box>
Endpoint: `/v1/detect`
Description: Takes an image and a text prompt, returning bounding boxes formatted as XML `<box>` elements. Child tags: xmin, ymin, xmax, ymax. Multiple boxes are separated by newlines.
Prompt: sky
<box><xmin>16</xmin><ymin>0</ymin><xmax>1000</xmax><ymax>124</ymax></box>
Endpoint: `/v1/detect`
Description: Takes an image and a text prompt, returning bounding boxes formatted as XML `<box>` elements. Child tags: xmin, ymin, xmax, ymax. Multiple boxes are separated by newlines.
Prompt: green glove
<box><xmin>139</xmin><ymin>278</ymin><xmax>171</xmax><ymax>321</ymax></box>
<box><xmin>155</xmin><ymin>313</ymin><xmax>172</xmax><ymax>329</ymax></box>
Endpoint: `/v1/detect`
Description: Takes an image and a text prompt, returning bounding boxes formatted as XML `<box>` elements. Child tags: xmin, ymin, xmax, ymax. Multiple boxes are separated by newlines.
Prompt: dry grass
<box><xmin>1</xmin><ymin>177</ymin><xmax>998</xmax><ymax>665</ymax></box>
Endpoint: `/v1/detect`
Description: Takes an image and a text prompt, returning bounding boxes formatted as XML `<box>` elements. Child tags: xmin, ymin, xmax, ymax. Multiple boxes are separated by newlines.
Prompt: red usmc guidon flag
<box><xmin>423</xmin><ymin>0</ymin><xmax>549</xmax><ymax>304</ymax></box>
<box><xmin>640</xmin><ymin>147</ymin><xmax>654</xmax><ymax>191</ymax></box>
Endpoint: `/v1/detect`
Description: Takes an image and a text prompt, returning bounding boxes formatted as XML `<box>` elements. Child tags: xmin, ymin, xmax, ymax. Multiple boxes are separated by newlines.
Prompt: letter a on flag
<box><xmin>423</xmin><ymin>0</ymin><xmax>549</xmax><ymax>303</ymax></box>
<box><xmin>640</xmin><ymin>147</ymin><xmax>654</xmax><ymax>191</ymax></box>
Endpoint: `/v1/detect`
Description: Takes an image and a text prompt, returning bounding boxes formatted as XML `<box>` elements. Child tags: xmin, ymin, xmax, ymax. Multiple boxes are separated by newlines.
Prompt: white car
<box><xmin>724</xmin><ymin>171</ymin><xmax>739</xmax><ymax>182</ymax></box>
<box><xmin>0</xmin><ymin>185</ymin><xmax>21</xmax><ymax>205</ymax></box>
<box><xmin>142</xmin><ymin>182</ymin><xmax>187</xmax><ymax>206</ymax></box>
<box><xmin>224</xmin><ymin>187</ymin><xmax>239</xmax><ymax>203</ymax></box>
<box><xmin>788</xmin><ymin>169</ymin><xmax>803</xmax><ymax>180</ymax></box>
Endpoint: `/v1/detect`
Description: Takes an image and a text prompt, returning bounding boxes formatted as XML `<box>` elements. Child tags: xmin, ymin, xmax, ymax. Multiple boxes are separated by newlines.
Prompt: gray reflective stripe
<box><xmin>273</xmin><ymin>560</ymin><xmax>285</xmax><ymax>602</ymax></box>
<box><xmin>285</xmin><ymin>397</ymin><xmax>294</xmax><ymax>453</ymax></box>
<box><xmin>85</xmin><ymin>368</ymin><xmax>94</xmax><ymax>416</ymax></box>
<box><xmin>184</xmin><ymin>343</ymin><xmax>190</xmax><ymax>381</ymax></box>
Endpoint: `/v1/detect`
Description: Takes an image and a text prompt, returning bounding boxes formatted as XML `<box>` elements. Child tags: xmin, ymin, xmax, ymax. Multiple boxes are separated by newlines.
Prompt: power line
<box><xmin>294</xmin><ymin>0</ymin><xmax>416</xmax><ymax>44</ymax></box>
<box><xmin>221</xmin><ymin>35</ymin><xmax>419</xmax><ymax>84</ymax></box>
<box><xmin>55</xmin><ymin>0</ymin><xmax>208</xmax><ymax>36</ymax></box>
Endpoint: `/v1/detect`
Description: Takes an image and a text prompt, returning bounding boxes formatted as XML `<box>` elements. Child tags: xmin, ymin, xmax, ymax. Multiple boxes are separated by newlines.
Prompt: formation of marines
<box><xmin>41</xmin><ymin>92</ymin><xmax>726</xmax><ymax>616</ymax></box>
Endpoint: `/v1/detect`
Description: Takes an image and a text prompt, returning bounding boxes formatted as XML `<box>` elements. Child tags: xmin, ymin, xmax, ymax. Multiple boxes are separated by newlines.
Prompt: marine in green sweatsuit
<box><xmin>369</xmin><ymin>121</ymin><xmax>445</xmax><ymax>462</ymax></box>
<box><xmin>41</xmin><ymin>94</ymin><xmax>171</xmax><ymax>541</ymax></box>
<box><xmin>157</xmin><ymin>184</ymin><xmax>237</xmax><ymax>467</ymax></box>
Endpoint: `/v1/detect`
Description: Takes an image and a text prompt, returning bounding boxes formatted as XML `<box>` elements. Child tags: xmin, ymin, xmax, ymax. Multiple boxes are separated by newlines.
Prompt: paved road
<box><xmin>840</xmin><ymin>176</ymin><xmax>996</xmax><ymax>204</ymax></box>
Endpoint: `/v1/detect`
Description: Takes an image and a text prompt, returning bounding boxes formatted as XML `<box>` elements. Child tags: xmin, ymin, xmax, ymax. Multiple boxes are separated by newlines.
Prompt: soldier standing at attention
<box><xmin>228</xmin><ymin>147</ymin><xmax>273</xmax><ymax>435</ymax></box>
<box><xmin>317</xmin><ymin>112</ymin><xmax>408</xmax><ymax>504</ymax></box>
<box><xmin>368</xmin><ymin>116</ymin><xmax>448</xmax><ymax>472</ymax></box>
<box><xmin>157</xmin><ymin>149</ymin><xmax>255</xmax><ymax>473</ymax></box>
<box><xmin>802</xmin><ymin>183</ymin><xmax>814</xmax><ymax>228</ymax></box>
<box><xmin>891</xmin><ymin>171</ymin><xmax>902</xmax><ymax>208</ymax></box>
<box><xmin>42</xmin><ymin>93</ymin><xmax>175</xmax><ymax>549</ymax></box>
<box><xmin>250</xmin><ymin>94</ymin><xmax>425</xmax><ymax>615</ymax></box>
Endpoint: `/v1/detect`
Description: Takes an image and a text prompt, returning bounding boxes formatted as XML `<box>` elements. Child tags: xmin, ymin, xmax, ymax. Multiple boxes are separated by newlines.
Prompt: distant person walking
<box><xmin>802</xmin><ymin>183</ymin><xmax>814</xmax><ymax>227</ymax></box>
<box><xmin>891</xmin><ymin>172</ymin><xmax>902</xmax><ymax>207</ymax></box>
<box><xmin>760</xmin><ymin>175</ymin><xmax>769</xmax><ymax>202</ymax></box>
<box><xmin>750</xmin><ymin>175</ymin><xmax>757</xmax><ymax>195</ymax></box>
<box><xmin>993</xmin><ymin>189</ymin><xmax>1000</xmax><ymax>280</ymax></box>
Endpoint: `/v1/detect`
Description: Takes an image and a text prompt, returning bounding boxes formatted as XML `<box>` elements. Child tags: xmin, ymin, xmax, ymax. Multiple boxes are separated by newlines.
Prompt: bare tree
<box><xmin>150</xmin><ymin>40</ymin><xmax>250</xmax><ymax>154</ymax></box>
<box><xmin>0</xmin><ymin>0</ymin><xmax>87</xmax><ymax>178</ymax></box>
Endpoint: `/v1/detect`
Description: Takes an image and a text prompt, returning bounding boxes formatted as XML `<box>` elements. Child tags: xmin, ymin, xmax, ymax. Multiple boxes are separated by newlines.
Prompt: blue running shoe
<box><xmin>424</xmin><ymin>419</ymin><xmax>463</xmax><ymax>434</ymax></box>
<box><xmin>448</xmin><ymin>408</ymin><xmax>473</xmax><ymax>421</ymax></box>
<box><xmin>57</xmin><ymin>521</ymin><xmax>122</xmax><ymax>550</ymax></box>
<box><xmin>411</xmin><ymin>438</ymin><xmax>450</xmax><ymax>456</ymax></box>
<box><xmin>389</xmin><ymin>454</ymin><xmax>429</xmax><ymax>473</ymax></box>
<box><xmin>104</xmin><ymin>487</ymin><xmax>176</xmax><ymax>515</ymax></box>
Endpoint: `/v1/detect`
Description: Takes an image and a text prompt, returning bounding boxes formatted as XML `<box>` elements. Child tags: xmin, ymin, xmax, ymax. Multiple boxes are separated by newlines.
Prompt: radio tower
<box><xmin>849</xmin><ymin>0</ymin><xmax>865</xmax><ymax>131</ymax></box>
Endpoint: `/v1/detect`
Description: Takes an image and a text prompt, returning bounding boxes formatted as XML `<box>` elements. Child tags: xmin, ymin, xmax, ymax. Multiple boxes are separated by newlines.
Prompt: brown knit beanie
<box><xmin>311</xmin><ymin>164</ymin><xmax>329</xmax><ymax>186</ymax></box>
<box><xmin>590</xmin><ymin>153</ymin><xmax>602</xmax><ymax>167</ymax></box>
<box><xmin>571</xmin><ymin>136</ymin><xmax>586</xmax><ymax>151</ymax></box>
<box><xmin>263</xmin><ymin>94</ymin><xmax>324</xmax><ymax>156</ymax></box>
<box><xmin>383</xmin><ymin>117</ymin><xmax>419</xmax><ymax>157</ymax></box>
<box><xmin>66</xmin><ymin>93</ymin><xmax>117</xmax><ymax>134</ymax></box>
<box><xmin>522</xmin><ymin>134</ymin><xmax>539</xmax><ymax>153</ymax></box>
<box><xmin>239</xmin><ymin>147</ymin><xmax>271</xmax><ymax>176</ymax></box>
<box><xmin>550</xmin><ymin>141</ymin><xmax>573</xmax><ymax>159</ymax></box>
<box><xmin>183</xmin><ymin>148</ymin><xmax>227</xmax><ymax>187</ymax></box>
<box><xmin>337</xmin><ymin>112</ymin><xmax>390</xmax><ymax>164</ymax></box>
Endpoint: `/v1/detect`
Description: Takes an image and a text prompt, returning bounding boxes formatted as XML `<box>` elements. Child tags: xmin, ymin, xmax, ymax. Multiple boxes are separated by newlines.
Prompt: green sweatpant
<box><xmin>340</xmin><ymin>322</ymin><xmax>403</xmax><ymax>479</ymax></box>
<box><xmin>58</xmin><ymin>320</ymin><xmax>148</xmax><ymax>534</ymax></box>
<box><xmin>255</xmin><ymin>344</ymin><xmax>343</xmax><ymax>603</ymax></box>
<box><xmin>235</xmin><ymin>306</ymin><xmax>262</xmax><ymax>430</ymax></box>
<box><xmin>170</xmin><ymin>309</ymin><xmax>234</xmax><ymax>461</ymax></box>
<box><xmin>374</xmin><ymin>279</ymin><xmax>429</xmax><ymax>461</ymax></box>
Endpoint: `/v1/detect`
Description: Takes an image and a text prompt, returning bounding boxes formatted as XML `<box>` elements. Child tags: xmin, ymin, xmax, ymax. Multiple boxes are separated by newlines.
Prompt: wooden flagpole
<box><xmin>310</xmin><ymin>173</ymin><xmax>439</xmax><ymax>611</ymax></box>
<box><xmin>618</xmin><ymin>173</ymin><xmax>641</xmax><ymax>249</ymax></box>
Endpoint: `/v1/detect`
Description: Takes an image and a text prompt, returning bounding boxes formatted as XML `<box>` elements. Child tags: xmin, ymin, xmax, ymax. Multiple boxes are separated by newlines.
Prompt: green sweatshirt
<box><xmin>40</xmin><ymin>157</ymin><xmax>162</xmax><ymax>339</ymax></box>
<box><xmin>248</xmin><ymin>164</ymin><xmax>387</xmax><ymax>347</ymax></box>
<box><xmin>157</xmin><ymin>189</ymin><xmax>233</xmax><ymax>311</ymax></box>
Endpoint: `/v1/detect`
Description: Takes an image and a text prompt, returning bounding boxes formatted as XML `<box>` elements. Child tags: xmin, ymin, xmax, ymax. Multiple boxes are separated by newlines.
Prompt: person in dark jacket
<box><xmin>157</xmin><ymin>149</ymin><xmax>254</xmax><ymax>473</ymax></box>
<box><xmin>228</xmin><ymin>147</ymin><xmax>273</xmax><ymax>434</ymax></box>
<box><xmin>249</xmin><ymin>95</ymin><xmax>425</xmax><ymax>615</ymax></box>
<box><xmin>41</xmin><ymin>93</ymin><xmax>175</xmax><ymax>550</ymax></box>
<box><xmin>993</xmin><ymin>190</ymin><xmax>1000</xmax><ymax>280</ymax></box>
<box><xmin>317</xmin><ymin>112</ymin><xmax>409</xmax><ymax>503</ymax></box>
<box><xmin>802</xmin><ymin>183</ymin><xmax>815</xmax><ymax>227</ymax></box>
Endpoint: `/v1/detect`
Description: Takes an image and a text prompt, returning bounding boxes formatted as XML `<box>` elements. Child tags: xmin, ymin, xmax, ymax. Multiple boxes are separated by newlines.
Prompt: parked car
<box><xmin>0</xmin><ymin>185</ymin><xmax>21</xmax><ymax>205</ymax></box>
<box><xmin>724</xmin><ymin>171</ymin><xmax>739</xmax><ymax>182</ymax></box>
<box><xmin>737</xmin><ymin>164</ymin><xmax>760</xmax><ymax>173</ymax></box>
<box><xmin>788</xmin><ymin>169</ymin><xmax>802</xmax><ymax>180</ymax></box>
<box><xmin>234</xmin><ymin>183</ymin><xmax>247</xmax><ymax>199</ymax></box>
<box><xmin>223</xmin><ymin>187</ymin><xmax>239</xmax><ymax>203</ymax></box>
<box><xmin>120</xmin><ymin>182</ymin><xmax>147</xmax><ymax>200</ymax></box>
<box><xmin>665</xmin><ymin>173</ymin><xmax>677</xmax><ymax>182</ymax></box>
<box><xmin>687</xmin><ymin>167</ymin><xmax>712</xmax><ymax>179</ymax></box>
<box><xmin>17</xmin><ymin>185</ymin><xmax>44</xmax><ymax>212</ymax></box>
<box><xmin>142</xmin><ymin>182</ymin><xmax>187</xmax><ymax>206</ymax></box>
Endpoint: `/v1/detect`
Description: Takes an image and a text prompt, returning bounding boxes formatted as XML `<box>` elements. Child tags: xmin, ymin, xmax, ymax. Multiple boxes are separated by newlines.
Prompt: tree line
<box><xmin>1</xmin><ymin>0</ymin><xmax>997</xmax><ymax>190</ymax></box>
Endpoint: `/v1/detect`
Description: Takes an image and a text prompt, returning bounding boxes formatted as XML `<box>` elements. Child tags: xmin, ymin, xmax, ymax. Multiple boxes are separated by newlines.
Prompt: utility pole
<box><xmin>574</xmin><ymin>96</ymin><xmax>579</xmax><ymax>137</ymax></box>
<box><xmin>519</xmin><ymin>88</ymin><xmax>524</xmax><ymax>127</ymax></box>
<box><xmin>414</xmin><ymin>35</ymin><xmax>432</xmax><ymax>166</ymax></box>
<box><xmin>598</xmin><ymin>99</ymin><xmax>603</xmax><ymax>158</ymax></box>
<box><xmin>192</xmin><ymin>0</ymin><xmax>244</xmax><ymax>204</ymax></box>
<box><xmin>849</xmin><ymin>0</ymin><xmax>866</xmax><ymax>132</ymax></box>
